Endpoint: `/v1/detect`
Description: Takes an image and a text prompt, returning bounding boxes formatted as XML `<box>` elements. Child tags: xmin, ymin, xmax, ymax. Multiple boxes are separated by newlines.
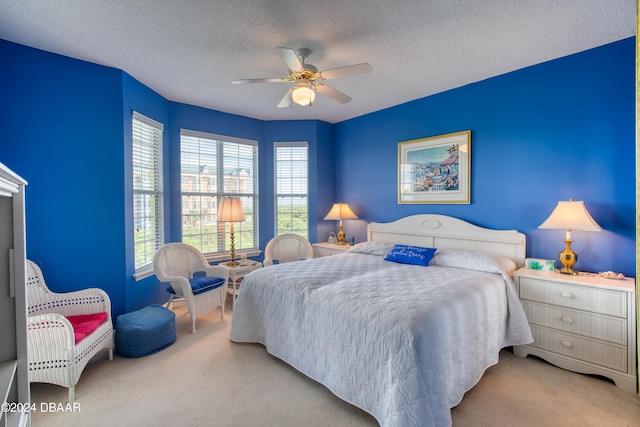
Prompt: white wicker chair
<box><xmin>263</xmin><ymin>234</ymin><xmax>314</xmax><ymax>266</ymax></box>
<box><xmin>153</xmin><ymin>243</ymin><xmax>229</xmax><ymax>333</ymax></box>
<box><xmin>26</xmin><ymin>260</ymin><xmax>114</xmax><ymax>403</ymax></box>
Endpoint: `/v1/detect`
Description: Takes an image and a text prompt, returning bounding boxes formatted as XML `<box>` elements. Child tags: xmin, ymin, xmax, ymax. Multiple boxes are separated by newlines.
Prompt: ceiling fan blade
<box><xmin>316</xmin><ymin>84</ymin><xmax>352</xmax><ymax>104</ymax></box>
<box><xmin>232</xmin><ymin>78</ymin><xmax>288</xmax><ymax>84</ymax></box>
<box><xmin>276</xmin><ymin>47</ymin><xmax>304</xmax><ymax>72</ymax></box>
<box><xmin>277</xmin><ymin>88</ymin><xmax>293</xmax><ymax>108</ymax></box>
<box><xmin>320</xmin><ymin>63</ymin><xmax>372</xmax><ymax>80</ymax></box>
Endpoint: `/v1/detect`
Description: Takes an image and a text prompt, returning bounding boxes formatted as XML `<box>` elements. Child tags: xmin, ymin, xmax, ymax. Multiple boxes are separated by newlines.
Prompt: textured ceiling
<box><xmin>0</xmin><ymin>1</ymin><xmax>635</xmax><ymax>124</ymax></box>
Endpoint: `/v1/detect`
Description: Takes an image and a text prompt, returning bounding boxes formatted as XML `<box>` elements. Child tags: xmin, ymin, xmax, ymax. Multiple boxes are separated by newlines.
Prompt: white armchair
<box><xmin>263</xmin><ymin>234</ymin><xmax>314</xmax><ymax>266</ymax></box>
<box><xmin>26</xmin><ymin>260</ymin><xmax>114</xmax><ymax>403</ymax></box>
<box><xmin>153</xmin><ymin>243</ymin><xmax>229</xmax><ymax>333</ymax></box>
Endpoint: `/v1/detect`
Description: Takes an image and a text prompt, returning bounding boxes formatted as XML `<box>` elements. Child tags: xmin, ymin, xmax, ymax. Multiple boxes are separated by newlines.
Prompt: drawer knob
<box><xmin>561</xmin><ymin>316</ymin><xmax>573</xmax><ymax>323</ymax></box>
<box><xmin>560</xmin><ymin>292</ymin><xmax>574</xmax><ymax>299</ymax></box>
<box><xmin>561</xmin><ymin>340</ymin><xmax>573</xmax><ymax>348</ymax></box>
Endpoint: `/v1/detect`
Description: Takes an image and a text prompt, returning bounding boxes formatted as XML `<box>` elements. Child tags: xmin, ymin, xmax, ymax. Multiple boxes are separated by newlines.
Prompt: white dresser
<box><xmin>0</xmin><ymin>163</ymin><xmax>29</xmax><ymax>426</ymax></box>
<box><xmin>513</xmin><ymin>268</ymin><xmax>637</xmax><ymax>393</ymax></box>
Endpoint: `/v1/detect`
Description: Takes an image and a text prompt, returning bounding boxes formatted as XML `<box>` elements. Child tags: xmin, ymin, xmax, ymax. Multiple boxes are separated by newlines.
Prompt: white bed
<box><xmin>230</xmin><ymin>214</ymin><xmax>533</xmax><ymax>427</ymax></box>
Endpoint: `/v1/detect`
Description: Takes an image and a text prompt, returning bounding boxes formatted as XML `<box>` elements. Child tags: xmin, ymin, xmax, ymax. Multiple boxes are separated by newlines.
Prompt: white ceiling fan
<box><xmin>232</xmin><ymin>47</ymin><xmax>372</xmax><ymax>108</ymax></box>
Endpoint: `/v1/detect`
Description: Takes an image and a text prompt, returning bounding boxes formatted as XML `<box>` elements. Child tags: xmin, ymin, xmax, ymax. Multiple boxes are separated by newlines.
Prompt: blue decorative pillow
<box><xmin>166</xmin><ymin>276</ymin><xmax>226</xmax><ymax>296</ymax></box>
<box><xmin>383</xmin><ymin>245</ymin><xmax>437</xmax><ymax>267</ymax></box>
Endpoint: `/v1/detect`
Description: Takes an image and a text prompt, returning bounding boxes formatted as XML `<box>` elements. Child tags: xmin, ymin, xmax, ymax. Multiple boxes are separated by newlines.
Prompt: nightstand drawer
<box><xmin>519</xmin><ymin>277</ymin><xmax>626</xmax><ymax>317</ymax></box>
<box><xmin>313</xmin><ymin>243</ymin><xmax>349</xmax><ymax>258</ymax></box>
<box><xmin>529</xmin><ymin>325</ymin><xmax>627</xmax><ymax>372</ymax></box>
<box><xmin>522</xmin><ymin>301</ymin><xmax>626</xmax><ymax>345</ymax></box>
<box><xmin>314</xmin><ymin>246</ymin><xmax>340</xmax><ymax>257</ymax></box>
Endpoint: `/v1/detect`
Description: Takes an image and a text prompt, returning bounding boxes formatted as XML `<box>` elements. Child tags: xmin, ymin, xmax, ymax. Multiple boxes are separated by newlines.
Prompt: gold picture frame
<box><xmin>398</xmin><ymin>130</ymin><xmax>471</xmax><ymax>204</ymax></box>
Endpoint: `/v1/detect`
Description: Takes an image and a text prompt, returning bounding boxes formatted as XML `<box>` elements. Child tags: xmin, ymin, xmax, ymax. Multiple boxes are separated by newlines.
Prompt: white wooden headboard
<box><xmin>368</xmin><ymin>214</ymin><xmax>526</xmax><ymax>267</ymax></box>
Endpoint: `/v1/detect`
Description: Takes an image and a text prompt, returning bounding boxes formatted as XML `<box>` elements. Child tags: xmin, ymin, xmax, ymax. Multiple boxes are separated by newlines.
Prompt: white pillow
<box><xmin>430</xmin><ymin>249</ymin><xmax>517</xmax><ymax>276</ymax></box>
<box><xmin>346</xmin><ymin>242</ymin><xmax>396</xmax><ymax>257</ymax></box>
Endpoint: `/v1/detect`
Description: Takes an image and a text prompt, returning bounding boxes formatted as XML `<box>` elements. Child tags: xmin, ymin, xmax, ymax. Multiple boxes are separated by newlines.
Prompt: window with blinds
<box><xmin>180</xmin><ymin>130</ymin><xmax>258</xmax><ymax>255</ymax></box>
<box><xmin>275</xmin><ymin>142</ymin><xmax>308</xmax><ymax>237</ymax></box>
<box><xmin>132</xmin><ymin>112</ymin><xmax>164</xmax><ymax>272</ymax></box>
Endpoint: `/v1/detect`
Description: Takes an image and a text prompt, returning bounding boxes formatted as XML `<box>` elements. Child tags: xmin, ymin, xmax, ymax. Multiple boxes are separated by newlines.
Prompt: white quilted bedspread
<box><xmin>230</xmin><ymin>249</ymin><xmax>533</xmax><ymax>427</ymax></box>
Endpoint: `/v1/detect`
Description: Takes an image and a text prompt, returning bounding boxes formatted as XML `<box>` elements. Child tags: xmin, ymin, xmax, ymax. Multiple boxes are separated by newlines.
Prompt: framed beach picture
<box><xmin>398</xmin><ymin>130</ymin><xmax>471</xmax><ymax>204</ymax></box>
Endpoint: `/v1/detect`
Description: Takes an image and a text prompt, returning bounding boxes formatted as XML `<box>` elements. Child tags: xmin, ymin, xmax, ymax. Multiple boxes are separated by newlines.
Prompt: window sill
<box><xmin>133</xmin><ymin>249</ymin><xmax>262</xmax><ymax>281</ymax></box>
<box><xmin>134</xmin><ymin>264</ymin><xmax>155</xmax><ymax>281</ymax></box>
<box><xmin>205</xmin><ymin>249</ymin><xmax>262</xmax><ymax>264</ymax></box>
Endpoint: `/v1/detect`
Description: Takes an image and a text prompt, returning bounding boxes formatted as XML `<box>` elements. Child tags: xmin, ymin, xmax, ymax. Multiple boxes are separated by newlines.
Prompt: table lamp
<box><xmin>538</xmin><ymin>199</ymin><xmax>602</xmax><ymax>275</ymax></box>
<box><xmin>323</xmin><ymin>203</ymin><xmax>358</xmax><ymax>245</ymax></box>
<box><xmin>217</xmin><ymin>197</ymin><xmax>245</xmax><ymax>266</ymax></box>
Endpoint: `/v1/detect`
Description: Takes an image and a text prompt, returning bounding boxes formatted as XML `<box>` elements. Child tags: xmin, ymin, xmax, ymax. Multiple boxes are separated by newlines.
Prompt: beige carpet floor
<box><xmin>30</xmin><ymin>300</ymin><xmax>640</xmax><ymax>427</ymax></box>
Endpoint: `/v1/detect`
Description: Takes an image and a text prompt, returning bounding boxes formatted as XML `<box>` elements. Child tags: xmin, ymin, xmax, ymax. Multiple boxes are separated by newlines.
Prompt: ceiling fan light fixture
<box><xmin>291</xmin><ymin>84</ymin><xmax>315</xmax><ymax>106</ymax></box>
<box><xmin>233</xmin><ymin>47</ymin><xmax>371</xmax><ymax>108</ymax></box>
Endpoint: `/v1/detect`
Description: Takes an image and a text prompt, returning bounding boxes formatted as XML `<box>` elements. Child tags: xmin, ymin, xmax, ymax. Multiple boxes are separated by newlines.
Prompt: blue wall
<box><xmin>334</xmin><ymin>38</ymin><xmax>635</xmax><ymax>276</ymax></box>
<box><xmin>0</xmin><ymin>39</ymin><xmax>336</xmax><ymax>316</ymax></box>
<box><xmin>0</xmin><ymin>36</ymin><xmax>635</xmax><ymax>319</ymax></box>
<box><xmin>0</xmin><ymin>40</ymin><xmax>129</xmax><ymax>316</ymax></box>
<box><xmin>121</xmin><ymin>73</ymin><xmax>171</xmax><ymax>311</ymax></box>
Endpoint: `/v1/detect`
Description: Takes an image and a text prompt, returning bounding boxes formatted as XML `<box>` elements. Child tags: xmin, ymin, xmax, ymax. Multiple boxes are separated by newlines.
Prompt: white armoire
<box><xmin>0</xmin><ymin>162</ymin><xmax>29</xmax><ymax>426</ymax></box>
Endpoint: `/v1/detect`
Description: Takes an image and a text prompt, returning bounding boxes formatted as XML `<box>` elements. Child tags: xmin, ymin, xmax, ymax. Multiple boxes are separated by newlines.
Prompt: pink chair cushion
<box><xmin>66</xmin><ymin>312</ymin><xmax>109</xmax><ymax>344</ymax></box>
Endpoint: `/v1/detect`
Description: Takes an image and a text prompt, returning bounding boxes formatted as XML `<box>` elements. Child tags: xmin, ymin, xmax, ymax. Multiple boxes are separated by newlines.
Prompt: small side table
<box><xmin>219</xmin><ymin>260</ymin><xmax>262</xmax><ymax>309</ymax></box>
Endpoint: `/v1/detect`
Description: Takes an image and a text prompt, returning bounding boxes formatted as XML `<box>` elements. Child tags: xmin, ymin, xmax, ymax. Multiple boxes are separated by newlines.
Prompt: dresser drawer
<box><xmin>529</xmin><ymin>325</ymin><xmax>627</xmax><ymax>372</ymax></box>
<box><xmin>522</xmin><ymin>301</ymin><xmax>626</xmax><ymax>345</ymax></box>
<box><xmin>519</xmin><ymin>277</ymin><xmax>626</xmax><ymax>317</ymax></box>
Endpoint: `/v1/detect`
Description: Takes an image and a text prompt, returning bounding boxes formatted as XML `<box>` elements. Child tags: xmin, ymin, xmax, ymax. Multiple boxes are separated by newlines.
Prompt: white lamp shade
<box><xmin>217</xmin><ymin>197</ymin><xmax>246</xmax><ymax>222</ymax></box>
<box><xmin>323</xmin><ymin>203</ymin><xmax>358</xmax><ymax>221</ymax></box>
<box><xmin>291</xmin><ymin>84</ymin><xmax>316</xmax><ymax>106</ymax></box>
<box><xmin>538</xmin><ymin>200</ymin><xmax>602</xmax><ymax>231</ymax></box>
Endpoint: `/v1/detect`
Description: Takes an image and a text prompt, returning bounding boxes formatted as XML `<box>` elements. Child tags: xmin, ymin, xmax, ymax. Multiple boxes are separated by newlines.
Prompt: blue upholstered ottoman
<box><xmin>115</xmin><ymin>304</ymin><xmax>176</xmax><ymax>358</ymax></box>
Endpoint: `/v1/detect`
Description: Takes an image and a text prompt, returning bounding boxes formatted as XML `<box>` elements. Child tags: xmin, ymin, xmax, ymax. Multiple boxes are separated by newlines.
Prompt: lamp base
<box><xmin>228</xmin><ymin>231</ymin><xmax>238</xmax><ymax>266</ymax></box>
<box><xmin>337</xmin><ymin>225</ymin><xmax>347</xmax><ymax>245</ymax></box>
<box><xmin>557</xmin><ymin>266</ymin><xmax>578</xmax><ymax>275</ymax></box>
<box><xmin>557</xmin><ymin>239</ymin><xmax>578</xmax><ymax>275</ymax></box>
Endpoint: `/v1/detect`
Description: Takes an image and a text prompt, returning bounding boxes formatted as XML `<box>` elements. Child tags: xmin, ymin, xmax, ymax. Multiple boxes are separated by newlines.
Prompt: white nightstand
<box><xmin>219</xmin><ymin>260</ymin><xmax>262</xmax><ymax>309</ymax></box>
<box><xmin>312</xmin><ymin>242</ymin><xmax>350</xmax><ymax>258</ymax></box>
<box><xmin>513</xmin><ymin>268</ymin><xmax>637</xmax><ymax>392</ymax></box>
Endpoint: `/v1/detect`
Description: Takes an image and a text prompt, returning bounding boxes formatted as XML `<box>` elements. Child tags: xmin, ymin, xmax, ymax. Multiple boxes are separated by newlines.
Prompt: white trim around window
<box><xmin>274</xmin><ymin>142</ymin><xmax>309</xmax><ymax>238</ymax></box>
<box><xmin>132</xmin><ymin>111</ymin><xmax>164</xmax><ymax>276</ymax></box>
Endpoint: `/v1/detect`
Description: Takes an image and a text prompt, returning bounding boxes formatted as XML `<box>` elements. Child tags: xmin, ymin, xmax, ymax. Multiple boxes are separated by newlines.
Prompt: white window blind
<box><xmin>180</xmin><ymin>130</ymin><xmax>258</xmax><ymax>255</ymax></box>
<box><xmin>275</xmin><ymin>142</ymin><xmax>308</xmax><ymax>237</ymax></box>
<box><xmin>132</xmin><ymin>111</ymin><xmax>164</xmax><ymax>271</ymax></box>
